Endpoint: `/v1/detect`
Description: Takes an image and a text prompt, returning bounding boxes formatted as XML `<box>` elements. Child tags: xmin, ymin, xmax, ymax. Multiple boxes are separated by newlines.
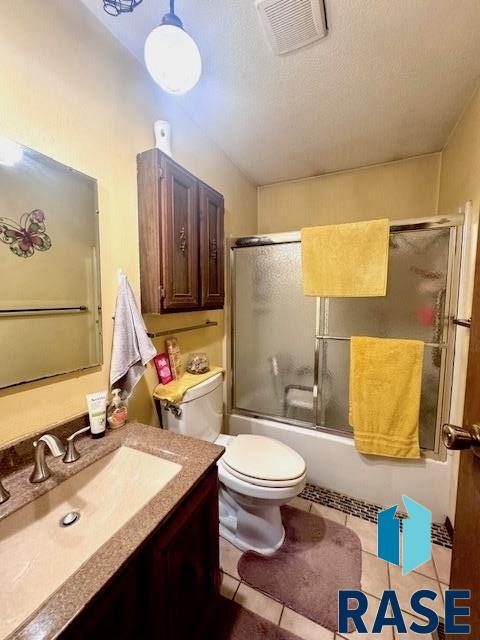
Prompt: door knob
<box><xmin>442</xmin><ymin>423</ymin><xmax>480</xmax><ymax>457</ymax></box>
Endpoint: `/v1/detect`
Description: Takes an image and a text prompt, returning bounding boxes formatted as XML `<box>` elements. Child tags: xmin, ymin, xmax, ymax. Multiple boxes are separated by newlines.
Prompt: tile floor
<box><xmin>220</xmin><ymin>497</ymin><xmax>451</xmax><ymax>640</ymax></box>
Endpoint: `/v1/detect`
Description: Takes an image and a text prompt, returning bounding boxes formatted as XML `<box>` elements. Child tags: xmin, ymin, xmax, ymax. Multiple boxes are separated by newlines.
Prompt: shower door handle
<box><xmin>443</xmin><ymin>423</ymin><xmax>480</xmax><ymax>458</ymax></box>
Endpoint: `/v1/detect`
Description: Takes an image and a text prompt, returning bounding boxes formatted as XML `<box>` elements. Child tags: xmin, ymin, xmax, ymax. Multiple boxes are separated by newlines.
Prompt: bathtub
<box><xmin>227</xmin><ymin>412</ymin><xmax>454</xmax><ymax>523</ymax></box>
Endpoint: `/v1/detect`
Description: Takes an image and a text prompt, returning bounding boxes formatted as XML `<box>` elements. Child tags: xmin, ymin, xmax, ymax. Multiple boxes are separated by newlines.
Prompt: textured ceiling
<box><xmin>80</xmin><ymin>0</ymin><xmax>480</xmax><ymax>185</ymax></box>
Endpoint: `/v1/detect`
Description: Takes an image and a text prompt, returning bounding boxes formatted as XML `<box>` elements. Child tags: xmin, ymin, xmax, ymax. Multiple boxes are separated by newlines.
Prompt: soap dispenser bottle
<box><xmin>107</xmin><ymin>389</ymin><xmax>128</xmax><ymax>429</ymax></box>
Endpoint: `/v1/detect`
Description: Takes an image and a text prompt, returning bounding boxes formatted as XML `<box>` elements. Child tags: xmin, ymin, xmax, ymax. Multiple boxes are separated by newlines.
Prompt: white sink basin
<box><xmin>0</xmin><ymin>446</ymin><xmax>181</xmax><ymax>639</ymax></box>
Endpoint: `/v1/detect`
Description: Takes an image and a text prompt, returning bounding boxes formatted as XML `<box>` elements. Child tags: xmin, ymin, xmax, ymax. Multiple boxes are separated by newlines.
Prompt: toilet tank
<box><xmin>160</xmin><ymin>372</ymin><xmax>223</xmax><ymax>442</ymax></box>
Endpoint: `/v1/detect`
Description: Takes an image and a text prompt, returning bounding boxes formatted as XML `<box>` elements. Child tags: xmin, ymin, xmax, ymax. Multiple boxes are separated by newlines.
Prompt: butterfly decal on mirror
<box><xmin>0</xmin><ymin>209</ymin><xmax>52</xmax><ymax>258</ymax></box>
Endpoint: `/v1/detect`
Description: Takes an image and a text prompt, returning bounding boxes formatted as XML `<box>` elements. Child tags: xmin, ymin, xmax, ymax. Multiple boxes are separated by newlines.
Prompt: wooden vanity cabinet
<box><xmin>62</xmin><ymin>467</ymin><xmax>220</xmax><ymax>640</ymax></box>
<box><xmin>137</xmin><ymin>149</ymin><xmax>225</xmax><ymax>314</ymax></box>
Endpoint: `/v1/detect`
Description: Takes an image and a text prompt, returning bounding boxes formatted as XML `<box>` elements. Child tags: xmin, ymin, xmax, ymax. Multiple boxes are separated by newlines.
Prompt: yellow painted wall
<box><xmin>438</xmin><ymin>87</ymin><xmax>480</xmax><ymax>215</ymax></box>
<box><xmin>258</xmin><ymin>154</ymin><xmax>441</xmax><ymax>233</ymax></box>
<box><xmin>0</xmin><ymin>0</ymin><xmax>257</xmax><ymax>446</ymax></box>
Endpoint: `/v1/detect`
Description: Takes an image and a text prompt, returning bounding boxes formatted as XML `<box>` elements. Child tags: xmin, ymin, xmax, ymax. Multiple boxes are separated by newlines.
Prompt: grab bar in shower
<box><xmin>316</xmin><ymin>335</ymin><xmax>447</xmax><ymax>349</ymax></box>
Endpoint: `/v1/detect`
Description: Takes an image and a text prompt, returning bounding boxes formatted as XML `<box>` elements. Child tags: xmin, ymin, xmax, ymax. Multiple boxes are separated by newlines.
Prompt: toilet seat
<box><xmin>218</xmin><ymin>458</ymin><xmax>306</xmax><ymax>500</ymax></box>
<box><xmin>221</xmin><ymin>434</ymin><xmax>306</xmax><ymax>485</ymax></box>
<box><xmin>218</xmin><ymin>433</ymin><xmax>307</xmax><ymax>498</ymax></box>
<box><xmin>219</xmin><ymin>458</ymin><xmax>306</xmax><ymax>488</ymax></box>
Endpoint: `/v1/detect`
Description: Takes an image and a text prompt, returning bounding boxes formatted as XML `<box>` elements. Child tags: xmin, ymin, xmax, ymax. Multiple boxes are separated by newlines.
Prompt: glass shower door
<box><xmin>232</xmin><ymin>222</ymin><xmax>459</xmax><ymax>453</ymax></box>
<box><xmin>233</xmin><ymin>243</ymin><xmax>316</xmax><ymax>423</ymax></box>
<box><xmin>317</xmin><ymin>227</ymin><xmax>454</xmax><ymax>450</ymax></box>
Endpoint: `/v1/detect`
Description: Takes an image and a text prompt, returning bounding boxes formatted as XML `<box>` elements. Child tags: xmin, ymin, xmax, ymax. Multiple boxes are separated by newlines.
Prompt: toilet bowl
<box><xmin>160</xmin><ymin>372</ymin><xmax>306</xmax><ymax>555</ymax></box>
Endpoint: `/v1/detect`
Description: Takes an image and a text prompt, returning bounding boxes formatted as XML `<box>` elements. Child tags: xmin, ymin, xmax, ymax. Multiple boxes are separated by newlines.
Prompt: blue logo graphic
<box><xmin>377</xmin><ymin>495</ymin><xmax>431</xmax><ymax>575</ymax></box>
<box><xmin>339</xmin><ymin>496</ymin><xmax>470</xmax><ymax>635</ymax></box>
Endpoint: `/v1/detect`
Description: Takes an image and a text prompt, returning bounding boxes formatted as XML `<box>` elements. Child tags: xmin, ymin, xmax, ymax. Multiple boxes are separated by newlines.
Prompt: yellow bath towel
<box><xmin>153</xmin><ymin>366</ymin><xmax>224</xmax><ymax>404</ymax></box>
<box><xmin>349</xmin><ymin>337</ymin><xmax>424</xmax><ymax>459</ymax></box>
<box><xmin>301</xmin><ymin>218</ymin><xmax>390</xmax><ymax>297</ymax></box>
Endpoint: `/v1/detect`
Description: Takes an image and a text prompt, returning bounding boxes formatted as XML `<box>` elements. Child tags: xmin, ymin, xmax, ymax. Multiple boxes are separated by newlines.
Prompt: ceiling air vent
<box><xmin>256</xmin><ymin>0</ymin><xmax>328</xmax><ymax>55</ymax></box>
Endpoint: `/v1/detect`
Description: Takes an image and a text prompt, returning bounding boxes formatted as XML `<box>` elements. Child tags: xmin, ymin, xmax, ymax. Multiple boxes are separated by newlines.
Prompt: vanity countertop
<box><xmin>0</xmin><ymin>422</ymin><xmax>224</xmax><ymax>640</ymax></box>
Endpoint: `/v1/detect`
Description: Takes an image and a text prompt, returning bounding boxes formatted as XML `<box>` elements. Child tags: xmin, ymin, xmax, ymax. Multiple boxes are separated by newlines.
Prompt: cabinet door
<box><xmin>199</xmin><ymin>183</ymin><xmax>225</xmax><ymax>309</ymax></box>
<box><xmin>162</xmin><ymin>158</ymin><xmax>200</xmax><ymax>311</ymax></box>
<box><xmin>164</xmin><ymin>476</ymin><xmax>220</xmax><ymax>639</ymax></box>
<box><xmin>60</xmin><ymin>560</ymin><xmax>147</xmax><ymax>640</ymax></box>
<box><xmin>137</xmin><ymin>149</ymin><xmax>163</xmax><ymax>313</ymax></box>
<box><xmin>146</xmin><ymin>469</ymin><xmax>220</xmax><ymax>640</ymax></box>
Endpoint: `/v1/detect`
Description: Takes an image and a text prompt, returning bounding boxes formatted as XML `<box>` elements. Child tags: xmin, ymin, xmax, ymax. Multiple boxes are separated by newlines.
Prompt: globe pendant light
<box><xmin>144</xmin><ymin>0</ymin><xmax>202</xmax><ymax>95</ymax></box>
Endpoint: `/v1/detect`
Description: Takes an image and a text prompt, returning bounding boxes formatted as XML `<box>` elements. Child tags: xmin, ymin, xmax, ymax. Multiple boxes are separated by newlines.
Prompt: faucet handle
<box><xmin>0</xmin><ymin>479</ymin><xmax>10</xmax><ymax>505</ymax></box>
<box><xmin>63</xmin><ymin>426</ymin><xmax>91</xmax><ymax>464</ymax></box>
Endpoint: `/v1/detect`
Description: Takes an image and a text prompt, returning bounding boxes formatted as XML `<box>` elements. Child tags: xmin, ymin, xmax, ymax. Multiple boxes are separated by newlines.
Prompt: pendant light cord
<box><xmin>160</xmin><ymin>0</ymin><xmax>183</xmax><ymax>28</ymax></box>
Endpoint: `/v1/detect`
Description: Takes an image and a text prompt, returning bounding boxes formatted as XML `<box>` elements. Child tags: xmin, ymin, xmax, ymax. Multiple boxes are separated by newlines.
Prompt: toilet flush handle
<box><xmin>162</xmin><ymin>401</ymin><xmax>182</xmax><ymax>418</ymax></box>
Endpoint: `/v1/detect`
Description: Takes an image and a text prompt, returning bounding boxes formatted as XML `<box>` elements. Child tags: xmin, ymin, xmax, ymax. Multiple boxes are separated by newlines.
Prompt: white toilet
<box><xmin>160</xmin><ymin>372</ymin><xmax>306</xmax><ymax>555</ymax></box>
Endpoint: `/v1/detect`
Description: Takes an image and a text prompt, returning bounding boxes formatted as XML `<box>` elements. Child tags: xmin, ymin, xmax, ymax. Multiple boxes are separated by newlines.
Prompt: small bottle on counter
<box><xmin>107</xmin><ymin>388</ymin><xmax>128</xmax><ymax>430</ymax></box>
<box><xmin>165</xmin><ymin>337</ymin><xmax>182</xmax><ymax>379</ymax></box>
<box><xmin>87</xmin><ymin>390</ymin><xmax>108</xmax><ymax>439</ymax></box>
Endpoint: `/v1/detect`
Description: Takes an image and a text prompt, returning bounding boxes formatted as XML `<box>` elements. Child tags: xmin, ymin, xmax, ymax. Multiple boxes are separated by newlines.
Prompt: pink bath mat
<box><xmin>237</xmin><ymin>505</ymin><xmax>362</xmax><ymax>632</ymax></box>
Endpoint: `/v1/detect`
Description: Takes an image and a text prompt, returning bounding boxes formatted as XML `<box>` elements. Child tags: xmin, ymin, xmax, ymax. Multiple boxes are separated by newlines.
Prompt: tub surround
<box><xmin>0</xmin><ymin>421</ymin><xmax>223</xmax><ymax>639</ymax></box>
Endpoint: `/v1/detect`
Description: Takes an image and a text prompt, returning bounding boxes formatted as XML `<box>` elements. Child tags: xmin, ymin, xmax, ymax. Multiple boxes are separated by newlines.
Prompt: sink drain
<box><xmin>60</xmin><ymin>511</ymin><xmax>81</xmax><ymax>527</ymax></box>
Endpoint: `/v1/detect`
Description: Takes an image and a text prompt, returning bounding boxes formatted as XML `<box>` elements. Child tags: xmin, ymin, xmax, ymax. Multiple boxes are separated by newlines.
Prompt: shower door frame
<box><xmin>229</xmin><ymin>214</ymin><xmax>464</xmax><ymax>461</ymax></box>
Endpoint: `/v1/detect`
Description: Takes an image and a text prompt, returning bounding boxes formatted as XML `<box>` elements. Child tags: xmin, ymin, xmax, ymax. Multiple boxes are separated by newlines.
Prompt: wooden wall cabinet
<box><xmin>200</xmin><ymin>184</ymin><xmax>225</xmax><ymax>309</ymax></box>
<box><xmin>137</xmin><ymin>149</ymin><xmax>225</xmax><ymax>314</ymax></box>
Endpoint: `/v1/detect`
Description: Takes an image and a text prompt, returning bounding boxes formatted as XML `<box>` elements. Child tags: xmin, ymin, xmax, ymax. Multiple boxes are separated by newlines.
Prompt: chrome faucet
<box><xmin>63</xmin><ymin>426</ymin><xmax>90</xmax><ymax>464</ymax></box>
<box><xmin>0</xmin><ymin>478</ymin><xmax>10</xmax><ymax>504</ymax></box>
<box><xmin>30</xmin><ymin>434</ymin><xmax>66</xmax><ymax>484</ymax></box>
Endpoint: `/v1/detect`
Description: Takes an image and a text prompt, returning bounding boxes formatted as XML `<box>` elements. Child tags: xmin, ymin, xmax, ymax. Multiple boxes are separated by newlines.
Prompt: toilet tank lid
<box><xmin>222</xmin><ymin>434</ymin><xmax>306</xmax><ymax>482</ymax></box>
<box><xmin>182</xmin><ymin>371</ymin><xmax>223</xmax><ymax>403</ymax></box>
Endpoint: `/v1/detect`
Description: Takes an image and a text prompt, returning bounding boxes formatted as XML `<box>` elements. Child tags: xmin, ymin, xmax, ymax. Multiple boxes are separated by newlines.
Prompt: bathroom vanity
<box><xmin>0</xmin><ymin>422</ymin><xmax>223</xmax><ymax>640</ymax></box>
<box><xmin>64</xmin><ymin>464</ymin><xmax>219</xmax><ymax>640</ymax></box>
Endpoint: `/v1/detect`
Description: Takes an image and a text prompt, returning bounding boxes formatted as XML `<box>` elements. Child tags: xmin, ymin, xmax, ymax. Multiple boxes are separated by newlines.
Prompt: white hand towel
<box><xmin>110</xmin><ymin>273</ymin><xmax>156</xmax><ymax>398</ymax></box>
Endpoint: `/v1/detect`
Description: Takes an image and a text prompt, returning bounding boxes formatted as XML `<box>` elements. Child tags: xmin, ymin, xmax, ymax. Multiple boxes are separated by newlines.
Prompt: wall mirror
<box><xmin>0</xmin><ymin>136</ymin><xmax>102</xmax><ymax>389</ymax></box>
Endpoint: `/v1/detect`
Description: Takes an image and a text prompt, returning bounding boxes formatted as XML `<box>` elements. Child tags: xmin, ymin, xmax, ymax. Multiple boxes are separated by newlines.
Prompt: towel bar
<box><xmin>0</xmin><ymin>306</ymin><xmax>88</xmax><ymax>317</ymax></box>
<box><xmin>147</xmin><ymin>320</ymin><xmax>218</xmax><ymax>339</ymax></box>
<box><xmin>316</xmin><ymin>335</ymin><xmax>447</xmax><ymax>349</ymax></box>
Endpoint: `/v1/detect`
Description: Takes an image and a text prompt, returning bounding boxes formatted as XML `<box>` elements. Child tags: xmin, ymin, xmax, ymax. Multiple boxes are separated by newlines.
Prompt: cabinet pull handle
<box><xmin>179</xmin><ymin>226</ymin><xmax>187</xmax><ymax>255</ymax></box>
<box><xmin>210</xmin><ymin>237</ymin><xmax>217</xmax><ymax>261</ymax></box>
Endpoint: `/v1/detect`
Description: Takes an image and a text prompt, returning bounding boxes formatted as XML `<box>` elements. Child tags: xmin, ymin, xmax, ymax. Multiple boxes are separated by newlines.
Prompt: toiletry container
<box><xmin>107</xmin><ymin>388</ymin><xmax>128</xmax><ymax>429</ymax></box>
